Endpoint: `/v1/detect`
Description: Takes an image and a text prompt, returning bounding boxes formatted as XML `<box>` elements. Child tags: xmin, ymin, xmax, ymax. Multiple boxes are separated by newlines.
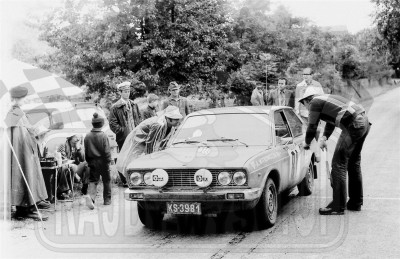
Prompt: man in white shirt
<box><xmin>295</xmin><ymin>68</ymin><xmax>325</xmax><ymax>122</ymax></box>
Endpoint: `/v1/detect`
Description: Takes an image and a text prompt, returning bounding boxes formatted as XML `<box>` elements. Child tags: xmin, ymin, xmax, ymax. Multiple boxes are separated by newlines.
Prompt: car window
<box><xmin>283</xmin><ymin>109</ymin><xmax>303</xmax><ymax>138</ymax></box>
<box><xmin>274</xmin><ymin>111</ymin><xmax>291</xmax><ymax>138</ymax></box>
<box><xmin>171</xmin><ymin>113</ymin><xmax>272</xmax><ymax>146</ymax></box>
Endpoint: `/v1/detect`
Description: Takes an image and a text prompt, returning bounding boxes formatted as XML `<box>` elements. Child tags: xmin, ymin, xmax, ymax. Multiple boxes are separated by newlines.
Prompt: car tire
<box><xmin>297</xmin><ymin>160</ymin><xmax>314</xmax><ymax>196</ymax></box>
<box><xmin>137</xmin><ymin>203</ymin><xmax>163</xmax><ymax>229</ymax></box>
<box><xmin>255</xmin><ymin>178</ymin><xmax>278</xmax><ymax>229</ymax></box>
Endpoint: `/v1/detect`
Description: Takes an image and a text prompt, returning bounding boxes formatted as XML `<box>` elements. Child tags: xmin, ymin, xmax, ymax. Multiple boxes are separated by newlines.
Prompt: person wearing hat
<box><xmin>109</xmin><ymin>81</ymin><xmax>142</xmax><ymax>185</ymax></box>
<box><xmin>116</xmin><ymin>105</ymin><xmax>182</xmax><ymax>176</ymax></box>
<box><xmin>160</xmin><ymin>81</ymin><xmax>190</xmax><ymax>118</ymax></box>
<box><xmin>299</xmin><ymin>87</ymin><xmax>371</xmax><ymax>215</ymax></box>
<box><xmin>84</xmin><ymin>113</ymin><xmax>113</xmax><ymax>209</ymax></box>
<box><xmin>5</xmin><ymin>85</ymin><xmax>49</xmax><ymax>220</ymax></box>
<box><xmin>295</xmin><ymin>68</ymin><xmax>325</xmax><ymax>122</ymax></box>
<box><xmin>142</xmin><ymin>93</ymin><xmax>159</xmax><ymax>120</ymax></box>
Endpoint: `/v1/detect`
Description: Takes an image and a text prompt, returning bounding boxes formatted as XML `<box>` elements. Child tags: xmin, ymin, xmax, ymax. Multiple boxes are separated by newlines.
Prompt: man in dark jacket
<box><xmin>109</xmin><ymin>81</ymin><xmax>141</xmax><ymax>185</ymax></box>
<box><xmin>142</xmin><ymin>93</ymin><xmax>159</xmax><ymax>120</ymax></box>
<box><xmin>84</xmin><ymin>113</ymin><xmax>113</xmax><ymax>209</ymax></box>
<box><xmin>109</xmin><ymin>81</ymin><xmax>142</xmax><ymax>148</ymax></box>
<box><xmin>300</xmin><ymin>87</ymin><xmax>371</xmax><ymax>215</ymax></box>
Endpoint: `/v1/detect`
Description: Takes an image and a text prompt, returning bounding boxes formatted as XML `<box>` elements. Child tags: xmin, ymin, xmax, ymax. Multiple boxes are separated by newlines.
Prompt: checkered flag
<box><xmin>1</xmin><ymin>60</ymin><xmax>83</xmax><ymax>127</ymax></box>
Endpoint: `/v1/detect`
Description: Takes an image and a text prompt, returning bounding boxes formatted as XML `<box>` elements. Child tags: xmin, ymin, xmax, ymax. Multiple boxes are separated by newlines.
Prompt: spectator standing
<box><xmin>84</xmin><ymin>113</ymin><xmax>113</xmax><ymax>209</ymax></box>
<box><xmin>268</xmin><ymin>78</ymin><xmax>295</xmax><ymax>107</ymax></box>
<box><xmin>5</xmin><ymin>85</ymin><xmax>49</xmax><ymax>220</ymax></box>
<box><xmin>109</xmin><ymin>81</ymin><xmax>142</xmax><ymax>185</ymax></box>
<box><xmin>295</xmin><ymin>68</ymin><xmax>325</xmax><ymax>122</ymax></box>
<box><xmin>250</xmin><ymin>84</ymin><xmax>265</xmax><ymax>106</ymax></box>
<box><xmin>116</xmin><ymin>106</ymin><xmax>182</xmax><ymax>175</ymax></box>
<box><xmin>160</xmin><ymin>82</ymin><xmax>190</xmax><ymax>118</ymax></box>
<box><xmin>142</xmin><ymin>93</ymin><xmax>159</xmax><ymax>120</ymax></box>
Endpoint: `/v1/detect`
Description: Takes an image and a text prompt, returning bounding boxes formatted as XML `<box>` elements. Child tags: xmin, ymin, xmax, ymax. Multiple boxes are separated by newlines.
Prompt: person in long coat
<box><xmin>5</xmin><ymin>85</ymin><xmax>49</xmax><ymax>220</ymax></box>
<box><xmin>109</xmin><ymin>81</ymin><xmax>142</xmax><ymax>185</ymax></box>
<box><xmin>116</xmin><ymin>106</ymin><xmax>182</xmax><ymax>176</ymax></box>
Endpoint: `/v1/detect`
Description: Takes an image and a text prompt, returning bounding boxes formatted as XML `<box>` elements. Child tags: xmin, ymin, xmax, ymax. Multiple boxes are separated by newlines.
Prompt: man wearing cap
<box><xmin>6</xmin><ymin>85</ymin><xmax>49</xmax><ymax>220</ymax></box>
<box><xmin>116</xmin><ymin>106</ymin><xmax>182</xmax><ymax>175</ymax></box>
<box><xmin>295</xmin><ymin>68</ymin><xmax>325</xmax><ymax>122</ymax></box>
<box><xmin>160</xmin><ymin>81</ymin><xmax>190</xmax><ymax>118</ymax></box>
<box><xmin>250</xmin><ymin>83</ymin><xmax>265</xmax><ymax>106</ymax></box>
<box><xmin>142</xmin><ymin>93</ymin><xmax>159</xmax><ymax>120</ymax></box>
<box><xmin>109</xmin><ymin>81</ymin><xmax>142</xmax><ymax>185</ymax></box>
<box><xmin>299</xmin><ymin>88</ymin><xmax>371</xmax><ymax>215</ymax></box>
<box><xmin>109</xmin><ymin>81</ymin><xmax>142</xmax><ymax>148</ymax></box>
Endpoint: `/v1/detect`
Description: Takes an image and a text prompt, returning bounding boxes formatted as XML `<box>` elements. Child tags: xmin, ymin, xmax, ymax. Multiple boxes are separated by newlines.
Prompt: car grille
<box><xmin>165</xmin><ymin>169</ymin><xmax>237</xmax><ymax>187</ymax></box>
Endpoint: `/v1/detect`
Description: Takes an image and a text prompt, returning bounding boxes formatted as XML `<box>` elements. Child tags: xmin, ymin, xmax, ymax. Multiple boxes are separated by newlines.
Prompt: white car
<box><xmin>22</xmin><ymin>102</ymin><xmax>118</xmax><ymax>158</ymax></box>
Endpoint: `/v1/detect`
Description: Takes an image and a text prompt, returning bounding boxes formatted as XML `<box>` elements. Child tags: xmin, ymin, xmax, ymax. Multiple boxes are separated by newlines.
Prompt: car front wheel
<box><xmin>137</xmin><ymin>202</ymin><xmax>163</xmax><ymax>229</ymax></box>
<box><xmin>255</xmin><ymin>178</ymin><xmax>278</xmax><ymax>229</ymax></box>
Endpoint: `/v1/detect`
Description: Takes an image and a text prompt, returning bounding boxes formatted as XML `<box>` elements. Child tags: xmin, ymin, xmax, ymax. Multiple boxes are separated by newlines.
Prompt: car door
<box><xmin>283</xmin><ymin>108</ymin><xmax>311</xmax><ymax>184</ymax></box>
<box><xmin>274</xmin><ymin>110</ymin><xmax>300</xmax><ymax>189</ymax></box>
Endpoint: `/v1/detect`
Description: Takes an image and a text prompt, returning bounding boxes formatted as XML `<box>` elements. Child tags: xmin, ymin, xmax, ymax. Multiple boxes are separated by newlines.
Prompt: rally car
<box><xmin>124</xmin><ymin>106</ymin><xmax>318</xmax><ymax>229</ymax></box>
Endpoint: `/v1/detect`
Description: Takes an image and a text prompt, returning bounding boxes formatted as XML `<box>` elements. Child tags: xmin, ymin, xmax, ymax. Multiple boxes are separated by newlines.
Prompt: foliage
<box><xmin>372</xmin><ymin>0</ymin><xmax>400</xmax><ymax>76</ymax></box>
<box><xmin>29</xmin><ymin>0</ymin><xmax>397</xmax><ymax>108</ymax></box>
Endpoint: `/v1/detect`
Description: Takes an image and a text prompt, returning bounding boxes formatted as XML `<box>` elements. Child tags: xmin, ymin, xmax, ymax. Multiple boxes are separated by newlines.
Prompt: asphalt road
<box><xmin>2</xmin><ymin>87</ymin><xmax>400</xmax><ymax>259</ymax></box>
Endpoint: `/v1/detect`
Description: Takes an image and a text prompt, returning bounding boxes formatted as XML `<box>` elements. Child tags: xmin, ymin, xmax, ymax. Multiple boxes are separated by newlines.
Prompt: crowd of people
<box><xmin>6</xmin><ymin>67</ymin><xmax>370</xmax><ymax>219</ymax></box>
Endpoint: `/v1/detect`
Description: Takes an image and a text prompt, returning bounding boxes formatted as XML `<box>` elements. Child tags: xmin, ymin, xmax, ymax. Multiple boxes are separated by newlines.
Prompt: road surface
<box><xmin>2</xmin><ymin>87</ymin><xmax>400</xmax><ymax>258</ymax></box>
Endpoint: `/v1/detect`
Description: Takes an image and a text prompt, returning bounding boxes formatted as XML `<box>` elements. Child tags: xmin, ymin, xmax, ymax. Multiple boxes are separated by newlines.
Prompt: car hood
<box><xmin>127</xmin><ymin>145</ymin><xmax>270</xmax><ymax>170</ymax></box>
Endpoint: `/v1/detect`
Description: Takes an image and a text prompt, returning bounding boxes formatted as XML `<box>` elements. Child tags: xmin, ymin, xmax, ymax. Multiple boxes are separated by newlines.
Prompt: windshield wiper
<box><xmin>206</xmin><ymin>137</ymin><xmax>249</xmax><ymax>147</ymax></box>
<box><xmin>171</xmin><ymin>140</ymin><xmax>201</xmax><ymax>145</ymax></box>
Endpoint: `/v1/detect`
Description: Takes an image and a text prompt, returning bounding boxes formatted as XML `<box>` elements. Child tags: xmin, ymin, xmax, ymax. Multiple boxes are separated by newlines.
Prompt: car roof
<box><xmin>188</xmin><ymin>106</ymin><xmax>291</xmax><ymax>116</ymax></box>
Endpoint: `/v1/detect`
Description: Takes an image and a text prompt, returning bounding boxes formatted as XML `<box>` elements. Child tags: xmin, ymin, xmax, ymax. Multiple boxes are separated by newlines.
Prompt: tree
<box><xmin>372</xmin><ymin>0</ymin><xmax>400</xmax><ymax>77</ymax></box>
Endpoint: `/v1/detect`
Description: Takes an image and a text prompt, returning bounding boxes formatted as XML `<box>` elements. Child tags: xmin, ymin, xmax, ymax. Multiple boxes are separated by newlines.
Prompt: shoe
<box><xmin>325</xmin><ymin>201</ymin><xmax>345</xmax><ymax>211</ymax></box>
<box><xmin>25</xmin><ymin>211</ymin><xmax>49</xmax><ymax>221</ymax></box>
<box><xmin>104</xmin><ymin>199</ymin><xmax>111</xmax><ymax>205</ymax></box>
<box><xmin>85</xmin><ymin>195</ymin><xmax>95</xmax><ymax>210</ymax></box>
<box><xmin>347</xmin><ymin>203</ymin><xmax>362</xmax><ymax>211</ymax></box>
<box><xmin>36</xmin><ymin>200</ymin><xmax>51</xmax><ymax>210</ymax></box>
<box><xmin>60</xmin><ymin>192</ymin><xmax>72</xmax><ymax>200</ymax></box>
<box><xmin>319</xmin><ymin>207</ymin><xmax>344</xmax><ymax>215</ymax></box>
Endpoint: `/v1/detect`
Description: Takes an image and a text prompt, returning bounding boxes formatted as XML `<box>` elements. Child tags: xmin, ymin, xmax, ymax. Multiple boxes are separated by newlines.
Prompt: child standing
<box><xmin>84</xmin><ymin>113</ymin><xmax>112</xmax><ymax>209</ymax></box>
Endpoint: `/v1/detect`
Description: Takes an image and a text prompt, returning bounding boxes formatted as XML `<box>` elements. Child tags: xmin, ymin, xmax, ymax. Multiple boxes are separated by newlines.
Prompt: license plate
<box><xmin>167</xmin><ymin>202</ymin><xmax>201</xmax><ymax>215</ymax></box>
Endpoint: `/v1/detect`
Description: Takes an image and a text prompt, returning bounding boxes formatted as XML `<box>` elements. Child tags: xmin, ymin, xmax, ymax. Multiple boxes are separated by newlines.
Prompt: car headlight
<box><xmin>130</xmin><ymin>172</ymin><xmax>142</xmax><ymax>186</ymax></box>
<box><xmin>143</xmin><ymin>172</ymin><xmax>152</xmax><ymax>185</ymax></box>
<box><xmin>233</xmin><ymin>171</ymin><xmax>246</xmax><ymax>185</ymax></box>
<box><xmin>218</xmin><ymin>171</ymin><xmax>232</xmax><ymax>186</ymax></box>
<box><xmin>194</xmin><ymin>169</ymin><xmax>213</xmax><ymax>187</ymax></box>
<box><xmin>151</xmin><ymin>169</ymin><xmax>169</xmax><ymax>187</ymax></box>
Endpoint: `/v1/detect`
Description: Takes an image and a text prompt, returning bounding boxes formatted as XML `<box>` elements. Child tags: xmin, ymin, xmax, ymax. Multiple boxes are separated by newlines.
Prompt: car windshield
<box><xmin>171</xmin><ymin>113</ymin><xmax>272</xmax><ymax>146</ymax></box>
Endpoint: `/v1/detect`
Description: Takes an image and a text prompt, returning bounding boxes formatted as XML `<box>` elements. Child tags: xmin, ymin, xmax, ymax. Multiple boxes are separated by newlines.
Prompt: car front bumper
<box><xmin>124</xmin><ymin>187</ymin><xmax>262</xmax><ymax>214</ymax></box>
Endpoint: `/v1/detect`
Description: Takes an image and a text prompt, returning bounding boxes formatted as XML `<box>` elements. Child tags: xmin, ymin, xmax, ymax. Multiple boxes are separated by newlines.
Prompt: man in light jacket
<box><xmin>250</xmin><ymin>84</ymin><xmax>265</xmax><ymax>106</ymax></box>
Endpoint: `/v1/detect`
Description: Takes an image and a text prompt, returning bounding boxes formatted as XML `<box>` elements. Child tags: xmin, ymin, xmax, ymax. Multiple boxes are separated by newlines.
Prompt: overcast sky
<box><xmin>272</xmin><ymin>0</ymin><xmax>375</xmax><ymax>33</ymax></box>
